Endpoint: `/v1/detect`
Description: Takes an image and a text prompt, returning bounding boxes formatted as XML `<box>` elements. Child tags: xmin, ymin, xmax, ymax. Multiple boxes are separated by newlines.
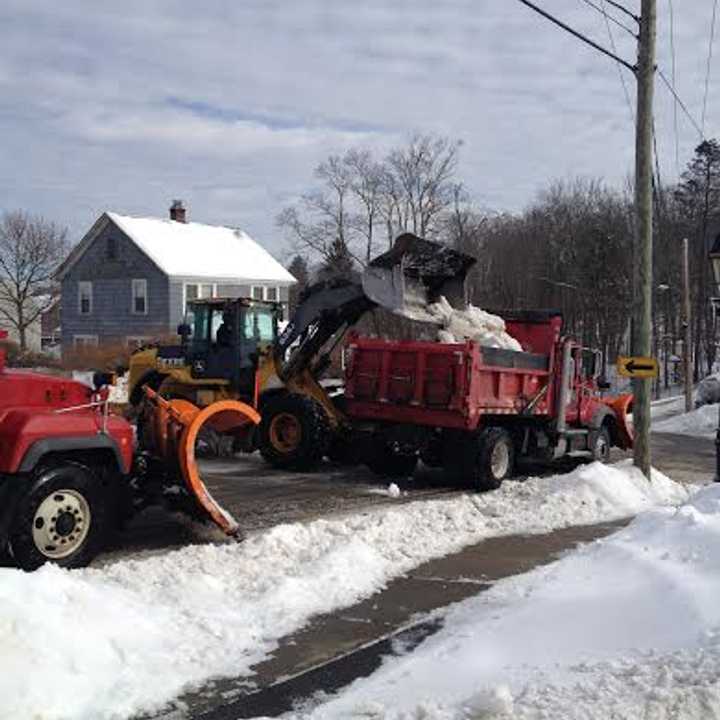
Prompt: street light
<box><xmin>708</xmin><ymin>234</ymin><xmax>720</xmax><ymax>483</ymax></box>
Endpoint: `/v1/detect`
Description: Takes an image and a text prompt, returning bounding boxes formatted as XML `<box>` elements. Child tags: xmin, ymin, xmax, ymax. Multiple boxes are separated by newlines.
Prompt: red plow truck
<box><xmin>0</xmin><ymin>331</ymin><xmax>258</xmax><ymax>570</ymax></box>
<box><xmin>342</xmin><ymin>310</ymin><xmax>633</xmax><ymax>488</ymax></box>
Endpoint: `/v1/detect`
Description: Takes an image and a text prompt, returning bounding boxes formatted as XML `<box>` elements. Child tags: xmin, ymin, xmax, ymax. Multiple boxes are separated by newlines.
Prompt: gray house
<box><xmin>57</xmin><ymin>202</ymin><xmax>295</xmax><ymax>351</ymax></box>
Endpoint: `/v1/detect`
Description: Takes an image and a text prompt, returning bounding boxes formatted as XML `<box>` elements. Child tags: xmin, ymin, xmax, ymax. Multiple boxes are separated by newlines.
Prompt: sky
<box><xmin>0</xmin><ymin>1</ymin><xmax>717</xmax><ymax>260</ymax></box>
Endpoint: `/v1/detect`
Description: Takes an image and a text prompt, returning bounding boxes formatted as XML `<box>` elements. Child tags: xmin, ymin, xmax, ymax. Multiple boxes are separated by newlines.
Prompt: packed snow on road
<box><xmin>0</xmin><ymin>462</ymin><xmax>688</xmax><ymax>720</ymax></box>
<box><xmin>304</xmin><ymin>483</ymin><xmax>720</xmax><ymax>720</ymax></box>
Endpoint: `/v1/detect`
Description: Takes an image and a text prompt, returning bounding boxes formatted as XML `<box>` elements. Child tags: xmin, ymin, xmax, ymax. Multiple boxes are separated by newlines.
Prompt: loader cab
<box><xmin>183</xmin><ymin>298</ymin><xmax>280</xmax><ymax>395</ymax></box>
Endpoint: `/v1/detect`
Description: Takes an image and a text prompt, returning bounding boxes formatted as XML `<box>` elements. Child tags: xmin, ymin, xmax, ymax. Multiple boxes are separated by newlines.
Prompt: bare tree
<box><xmin>384</xmin><ymin>134</ymin><xmax>460</xmax><ymax>238</ymax></box>
<box><xmin>0</xmin><ymin>211</ymin><xmax>67</xmax><ymax>351</ymax></box>
<box><xmin>278</xmin><ymin>134</ymin><xmax>463</xmax><ymax>267</ymax></box>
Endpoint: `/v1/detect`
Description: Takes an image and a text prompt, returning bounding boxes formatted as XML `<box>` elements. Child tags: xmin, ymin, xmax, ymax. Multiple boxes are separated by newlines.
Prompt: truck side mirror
<box><xmin>177</xmin><ymin>323</ymin><xmax>192</xmax><ymax>339</ymax></box>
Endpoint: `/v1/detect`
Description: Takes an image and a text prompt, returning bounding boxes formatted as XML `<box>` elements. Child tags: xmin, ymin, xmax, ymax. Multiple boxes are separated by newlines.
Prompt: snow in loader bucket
<box><xmin>361</xmin><ymin>233</ymin><xmax>477</xmax><ymax>322</ymax></box>
<box><xmin>141</xmin><ymin>388</ymin><xmax>260</xmax><ymax>535</ymax></box>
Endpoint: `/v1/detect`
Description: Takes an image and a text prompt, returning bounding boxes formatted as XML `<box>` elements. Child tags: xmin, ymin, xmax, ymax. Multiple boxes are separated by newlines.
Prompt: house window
<box><xmin>106</xmin><ymin>237</ymin><xmax>117</xmax><ymax>260</ymax></box>
<box><xmin>251</xmin><ymin>285</ymin><xmax>280</xmax><ymax>302</ymax></box>
<box><xmin>131</xmin><ymin>279</ymin><xmax>148</xmax><ymax>315</ymax></box>
<box><xmin>73</xmin><ymin>334</ymin><xmax>98</xmax><ymax>348</ymax></box>
<box><xmin>78</xmin><ymin>281</ymin><xmax>92</xmax><ymax>315</ymax></box>
<box><xmin>184</xmin><ymin>283</ymin><xmax>216</xmax><ymax>312</ymax></box>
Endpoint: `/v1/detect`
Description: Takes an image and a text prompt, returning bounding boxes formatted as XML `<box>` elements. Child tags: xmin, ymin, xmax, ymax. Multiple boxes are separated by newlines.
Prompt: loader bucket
<box><xmin>362</xmin><ymin>233</ymin><xmax>476</xmax><ymax>321</ymax></box>
<box><xmin>142</xmin><ymin>388</ymin><xmax>260</xmax><ymax>536</ymax></box>
<box><xmin>603</xmin><ymin>393</ymin><xmax>634</xmax><ymax>450</ymax></box>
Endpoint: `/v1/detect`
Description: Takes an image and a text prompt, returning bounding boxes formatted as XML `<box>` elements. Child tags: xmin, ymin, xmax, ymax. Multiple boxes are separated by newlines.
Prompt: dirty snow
<box><xmin>654</xmin><ymin>402</ymin><xmax>719</xmax><ymax>438</ymax></box>
<box><xmin>0</xmin><ymin>462</ymin><xmax>688</xmax><ymax>720</ymax></box>
<box><xmin>304</xmin><ymin>483</ymin><xmax>720</xmax><ymax>720</ymax></box>
<box><xmin>429</xmin><ymin>296</ymin><xmax>522</xmax><ymax>350</ymax></box>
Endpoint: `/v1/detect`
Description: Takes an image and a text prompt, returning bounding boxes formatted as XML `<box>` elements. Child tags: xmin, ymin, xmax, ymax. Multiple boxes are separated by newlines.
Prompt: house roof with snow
<box><xmin>57</xmin><ymin>207</ymin><xmax>295</xmax><ymax>284</ymax></box>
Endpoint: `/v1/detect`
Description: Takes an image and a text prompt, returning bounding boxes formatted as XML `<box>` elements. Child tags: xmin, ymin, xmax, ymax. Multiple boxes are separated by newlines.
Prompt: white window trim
<box><xmin>183</xmin><ymin>282</ymin><xmax>217</xmax><ymax>311</ymax></box>
<box><xmin>73</xmin><ymin>334</ymin><xmax>99</xmax><ymax>348</ymax></box>
<box><xmin>131</xmin><ymin>278</ymin><xmax>148</xmax><ymax>315</ymax></box>
<box><xmin>251</xmin><ymin>285</ymin><xmax>281</xmax><ymax>302</ymax></box>
<box><xmin>78</xmin><ymin>281</ymin><xmax>93</xmax><ymax>315</ymax></box>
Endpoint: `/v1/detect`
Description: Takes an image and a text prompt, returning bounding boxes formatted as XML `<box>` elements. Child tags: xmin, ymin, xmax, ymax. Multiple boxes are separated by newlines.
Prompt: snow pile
<box><xmin>0</xmin><ymin>462</ymin><xmax>687</xmax><ymax>720</ymax></box>
<box><xmin>653</xmin><ymin>402</ymin><xmax>719</xmax><ymax>438</ymax></box>
<box><xmin>429</xmin><ymin>296</ymin><xmax>522</xmax><ymax>350</ymax></box>
<box><xmin>304</xmin><ymin>484</ymin><xmax>720</xmax><ymax>720</ymax></box>
<box><xmin>696</xmin><ymin>373</ymin><xmax>720</xmax><ymax>407</ymax></box>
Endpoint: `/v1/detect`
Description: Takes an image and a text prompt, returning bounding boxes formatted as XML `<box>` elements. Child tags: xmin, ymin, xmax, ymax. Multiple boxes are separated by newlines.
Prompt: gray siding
<box><xmin>169</xmin><ymin>280</ymin><xmax>185</xmax><ymax>329</ymax></box>
<box><xmin>61</xmin><ymin>222</ymin><xmax>170</xmax><ymax>349</ymax></box>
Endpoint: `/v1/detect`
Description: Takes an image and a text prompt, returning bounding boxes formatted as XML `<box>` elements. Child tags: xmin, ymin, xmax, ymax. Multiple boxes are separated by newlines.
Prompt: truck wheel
<box><xmin>590</xmin><ymin>425</ymin><xmax>611</xmax><ymax>463</ymax></box>
<box><xmin>258</xmin><ymin>393</ymin><xmax>330</xmax><ymax>470</ymax></box>
<box><xmin>445</xmin><ymin>427</ymin><xmax>514</xmax><ymax>491</ymax></box>
<box><xmin>9</xmin><ymin>463</ymin><xmax>106</xmax><ymax>571</ymax></box>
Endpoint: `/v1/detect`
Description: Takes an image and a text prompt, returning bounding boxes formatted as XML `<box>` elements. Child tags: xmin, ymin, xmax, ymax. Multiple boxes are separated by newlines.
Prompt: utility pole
<box><xmin>631</xmin><ymin>0</ymin><xmax>657</xmax><ymax>479</ymax></box>
<box><xmin>682</xmin><ymin>237</ymin><xmax>693</xmax><ymax>413</ymax></box>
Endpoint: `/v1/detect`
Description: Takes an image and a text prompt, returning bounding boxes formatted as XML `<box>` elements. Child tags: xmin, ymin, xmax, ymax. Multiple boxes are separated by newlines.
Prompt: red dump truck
<box><xmin>343</xmin><ymin>310</ymin><xmax>633</xmax><ymax>489</ymax></box>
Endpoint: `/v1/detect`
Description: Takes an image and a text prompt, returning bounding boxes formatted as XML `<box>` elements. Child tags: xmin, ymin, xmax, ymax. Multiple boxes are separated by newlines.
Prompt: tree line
<box><xmin>282</xmin><ymin>135</ymin><xmax>720</xmax><ymax>386</ymax></box>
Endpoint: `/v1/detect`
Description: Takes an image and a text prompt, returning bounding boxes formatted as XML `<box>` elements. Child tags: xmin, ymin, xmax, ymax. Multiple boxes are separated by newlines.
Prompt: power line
<box><xmin>702</xmin><ymin>0</ymin><xmax>719</xmax><ymax>135</ymax></box>
<box><xmin>668</xmin><ymin>0</ymin><xmax>680</xmax><ymax>174</ymax></box>
<box><xmin>599</xmin><ymin>0</ymin><xmax>635</xmax><ymax>122</ymax></box>
<box><xmin>603</xmin><ymin>0</ymin><xmax>640</xmax><ymax>23</ymax></box>
<box><xmin>657</xmin><ymin>68</ymin><xmax>705</xmax><ymax>140</ymax></box>
<box><xmin>516</xmin><ymin>0</ymin><xmax>636</xmax><ymax>72</ymax></box>
<box><xmin>578</xmin><ymin>0</ymin><xmax>638</xmax><ymax>38</ymax></box>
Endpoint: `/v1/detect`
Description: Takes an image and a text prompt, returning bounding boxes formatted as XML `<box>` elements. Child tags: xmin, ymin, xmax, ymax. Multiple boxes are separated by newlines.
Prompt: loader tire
<box><xmin>258</xmin><ymin>393</ymin><xmax>330</xmax><ymax>471</ymax></box>
<box><xmin>444</xmin><ymin>427</ymin><xmax>514</xmax><ymax>492</ymax></box>
<box><xmin>9</xmin><ymin>462</ymin><xmax>107</xmax><ymax>571</ymax></box>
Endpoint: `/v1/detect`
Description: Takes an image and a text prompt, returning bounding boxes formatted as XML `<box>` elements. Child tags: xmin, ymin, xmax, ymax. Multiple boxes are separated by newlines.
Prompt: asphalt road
<box><xmin>98</xmin><ymin>430</ymin><xmax>714</xmax><ymax>566</ymax></box>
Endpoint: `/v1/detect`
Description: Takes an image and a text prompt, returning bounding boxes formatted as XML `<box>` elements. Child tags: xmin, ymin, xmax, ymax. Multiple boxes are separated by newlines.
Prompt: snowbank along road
<box><xmin>0</xmin><ymin>459</ymin><xmax>693</xmax><ymax>720</ymax></box>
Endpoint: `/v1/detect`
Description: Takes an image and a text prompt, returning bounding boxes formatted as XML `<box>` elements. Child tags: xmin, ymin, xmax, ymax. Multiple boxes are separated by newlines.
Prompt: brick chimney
<box><xmin>169</xmin><ymin>199</ymin><xmax>187</xmax><ymax>223</ymax></box>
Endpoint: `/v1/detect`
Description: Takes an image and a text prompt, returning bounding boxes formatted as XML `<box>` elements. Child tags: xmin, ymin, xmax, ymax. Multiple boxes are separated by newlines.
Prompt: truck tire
<box><xmin>9</xmin><ymin>462</ymin><xmax>107</xmax><ymax>571</ymax></box>
<box><xmin>258</xmin><ymin>393</ymin><xmax>330</xmax><ymax>471</ymax></box>
<box><xmin>590</xmin><ymin>425</ymin><xmax>611</xmax><ymax>463</ymax></box>
<box><xmin>445</xmin><ymin>427</ymin><xmax>514</xmax><ymax>491</ymax></box>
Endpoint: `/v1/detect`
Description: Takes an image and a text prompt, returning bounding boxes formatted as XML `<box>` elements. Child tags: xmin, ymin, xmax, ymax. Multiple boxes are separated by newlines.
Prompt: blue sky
<box><xmin>0</xmin><ymin>1</ymin><xmax>716</xmax><ymax>258</ymax></box>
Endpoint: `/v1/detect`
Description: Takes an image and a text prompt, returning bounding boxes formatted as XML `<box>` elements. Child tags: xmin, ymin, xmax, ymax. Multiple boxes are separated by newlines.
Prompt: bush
<box><xmin>0</xmin><ymin>340</ymin><xmax>62</xmax><ymax>370</ymax></box>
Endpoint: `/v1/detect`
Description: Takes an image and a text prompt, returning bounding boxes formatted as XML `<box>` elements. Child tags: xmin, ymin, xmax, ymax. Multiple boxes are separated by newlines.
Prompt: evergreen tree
<box><xmin>287</xmin><ymin>255</ymin><xmax>309</xmax><ymax>313</ymax></box>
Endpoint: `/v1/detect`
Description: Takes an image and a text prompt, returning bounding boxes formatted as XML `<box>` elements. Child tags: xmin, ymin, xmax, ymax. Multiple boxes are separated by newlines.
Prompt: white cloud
<box><xmin>0</xmin><ymin>1</ymin><xmax>717</xmax><ymax>253</ymax></box>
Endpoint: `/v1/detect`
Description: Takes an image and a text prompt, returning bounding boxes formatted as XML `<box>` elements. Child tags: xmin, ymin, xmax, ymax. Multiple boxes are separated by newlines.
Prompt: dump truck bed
<box><xmin>344</xmin><ymin>335</ymin><xmax>556</xmax><ymax>431</ymax></box>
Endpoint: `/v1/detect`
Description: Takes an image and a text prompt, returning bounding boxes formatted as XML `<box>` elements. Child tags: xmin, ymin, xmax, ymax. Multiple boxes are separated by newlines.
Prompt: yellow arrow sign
<box><xmin>617</xmin><ymin>355</ymin><xmax>659</xmax><ymax>379</ymax></box>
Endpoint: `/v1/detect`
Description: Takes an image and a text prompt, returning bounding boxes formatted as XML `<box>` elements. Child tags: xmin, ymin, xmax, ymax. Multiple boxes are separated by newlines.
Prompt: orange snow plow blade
<box><xmin>603</xmin><ymin>393</ymin><xmax>634</xmax><ymax>450</ymax></box>
<box><xmin>142</xmin><ymin>388</ymin><xmax>260</xmax><ymax>536</ymax></box>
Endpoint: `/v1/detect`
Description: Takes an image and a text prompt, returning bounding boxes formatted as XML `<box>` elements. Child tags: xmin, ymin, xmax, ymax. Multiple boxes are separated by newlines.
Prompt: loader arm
<box><xmin>273</xmin><ymin>279</ymin><xmax>376</xmax><ymax>383</ymax></box>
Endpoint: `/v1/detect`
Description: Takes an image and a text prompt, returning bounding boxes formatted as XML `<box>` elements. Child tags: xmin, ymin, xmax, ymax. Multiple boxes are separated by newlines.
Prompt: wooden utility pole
<box><xmin>682</xmin><ymin>237</ymin><xmax>693</xmax><ymax>413</ymax></box>
<box><xmin>631</xmin><ymin>0</ymin><xmax>657</xmax><ymax>479</ymax></box>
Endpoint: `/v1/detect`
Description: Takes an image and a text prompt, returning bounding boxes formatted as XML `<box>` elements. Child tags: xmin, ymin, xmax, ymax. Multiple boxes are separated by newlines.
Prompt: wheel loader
<box><xmin>127</xmin><ymin>233</ymin><xmax>475</xmax><ymax>470</ymax></box>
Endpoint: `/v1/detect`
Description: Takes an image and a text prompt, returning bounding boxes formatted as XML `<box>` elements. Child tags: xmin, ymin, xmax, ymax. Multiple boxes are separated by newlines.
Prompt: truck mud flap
<box><xmin>603</xmin><ymin>393</ymin><xmax>634</xmax><ymax>450</ymax></box>
<box><xmin>142</xmin><ymin>389</ymin><xmax>260</xmax><ymax>536</ymax></box>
